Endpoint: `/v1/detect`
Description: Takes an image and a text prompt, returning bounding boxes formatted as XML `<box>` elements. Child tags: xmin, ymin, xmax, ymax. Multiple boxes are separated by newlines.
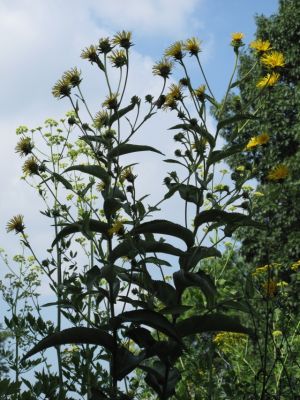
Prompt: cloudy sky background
<box><xmin>0</xmin><ymin>0</ymin><xmax>279</xmax><ymax>307</ymax></box>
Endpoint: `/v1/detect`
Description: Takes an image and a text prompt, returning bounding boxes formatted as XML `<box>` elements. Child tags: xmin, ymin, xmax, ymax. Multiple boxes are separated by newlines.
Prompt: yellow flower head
<box><xmin>112</xmin><ymin>31</ymin><xmax>133</xmax><ymax>49</ymax></box>
<box><xmin>231</xmin><ymin>32</ymin><xmax>244</xmax><ymax>41</ymax></box>
<box><xmin>102</xmin><ymin>93</ymin><xmax>119</xmax><ymax>110</ymax></box>
<box><xmin>256</xmin><ymin>72</ymin><xmax>280</xmax><ymax>88</ymax></box>
<box><xmin>108</xmin><ymin>220</ymin><xmax>125</xmax><ymax>236</ymax></box>
<box><xmin>272</xmin><ymin>330</ymin><xmax>282</xmax><ymax>337</ymax></box>
<box><xmin>267</xmin><ymin>164</ymin><xmax>289</xmax><ymax>181</ymax></box>
<box><xmin>213</xmin><ymin>332</ymin><xmax>247</xmax><ymax>352</ymax></box>
<box><xmin>165</xmin><ymin>41</ymin><xmax>184</xmax><ymax>60</ymax></box>
<box><xmin>291</xmin><ymin>260</ymin><xmax>300</xmax><ymax>271</ymax></box>
<box><xmin>15</xmin><ymin>137</ymin><xmax>34</xmax><ymax>157</ymax></box>
<box><xmin>152</xmin><ymin>58</ymin><xmax>173</xmax><ymax>79</ymax></box>
<box><xmin>194</xmin><ymin>85</ymin><xmax>206</xmax><ymax>101</ymax></box>
<box><xmin>183</xmin><ymin>37</ymin><xmax>202</xmax><ymax>56</ymax></box>
<box><xmin>261</xmin><ymin>51</ymin><xmax>285</xmax><ymax>68</ymax></box>
<box><xmin>245</xmin><ymin>132</ymin><xmax>270</xmax><ymax>150</ymax></box>
<box><xmin>6</xmin><ymin>215</ymin><xmax>25</xmax><ymax>234</ymax></box>
<box><xmin>168</xmin><ymin>83</ymin><xmax>184</xmax><ymax>101</ymax></box>
<box><xmin>250</xmin><ymin>39</ymin><xmax>272</xmax><ymax>53</ymax></box>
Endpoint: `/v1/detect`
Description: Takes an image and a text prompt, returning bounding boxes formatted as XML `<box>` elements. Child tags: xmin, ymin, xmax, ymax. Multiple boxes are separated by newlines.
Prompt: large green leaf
<box><xmin>22</xmin><ymin>327</ymin><xmax>115</xmax><ymax>361</ymax></box>
<box><xmin>142</xmin><ymin>363</ymin><xmax>181</xmax><ymax>399</ymax></box>
<box><xmin>109</xmin><ymin>239</ymin><xmax>184</xmax><ymax>264</ymax></box>
<box><xmin>173</xmin><ymin>270</ymin><xmax>217</xmax><ymax>307</ymax></box>
<box><xmin>113</xmin><ymin>310</ymin><xmax>181</xmax><ymax>343</ymax></box>
<box><xmin>114</xmin><ymin>347</ymin><xmax>146</xmax><ymax>381</ymax></box>
<box><xmin>63</xmin><ymin>165</ymin><xmax>109</xmax><ymax>184</ymax></box>
<box><xmin>52</xmin><ymin>172</ymin><xmax>73</xmax><ymax>190</ymax></box>
<box><xmin>132</xmin><ymin>219</ymin><xmax>194</xmax><ymax>248</ymax></box>
<box><xmin>52</xmin><ymin>219</ymin><xmax>109</xmax><ymax>247</ymax></box>
<box><xmin>108</xmin><ymin>103</ymin><xmax>136</xmax><ymax>125</ymax></box>
<box><xmin>207</xmin><ymin>143</ymin><xmax>245</xmax><ymax>167</ymax></box>
<box><xmin>108</xmin><ymin>144</ymin><xmax>164</xmax><ymax>159</ymax></box>
<box><xmin>176</xmin><ymin>314</ymin><xmax>252</xmax><ymax>337</ymax></box>
<box><xmin>194</xmin><ymin>209</ymin><xmax>263</xmax><ymax>231</ymax></box>
<box><xmin>179</xmin><ymin>246</ymin><xmax>222</xmax><ymax>270</ymax></box>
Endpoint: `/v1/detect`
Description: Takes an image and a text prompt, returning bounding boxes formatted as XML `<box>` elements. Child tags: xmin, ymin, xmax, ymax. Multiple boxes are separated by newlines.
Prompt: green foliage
<box><xmin>218</xmin><ymin>0</ymin><xmax>300</xmax><ymax>265</ymax></box>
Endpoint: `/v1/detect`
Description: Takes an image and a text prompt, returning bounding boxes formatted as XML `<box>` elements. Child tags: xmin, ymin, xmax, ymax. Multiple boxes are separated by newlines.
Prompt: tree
<box><xmin>219</xmin><ymin>0</ymin><xmax>300</xmax><ymax>267</ymax></box>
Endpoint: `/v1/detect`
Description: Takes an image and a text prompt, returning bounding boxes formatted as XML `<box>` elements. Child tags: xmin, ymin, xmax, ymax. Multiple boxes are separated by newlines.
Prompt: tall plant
<box><xmin>5</xmin><ymin>31</ymin><xmax>282</xmax><ymax>399</ymax></box>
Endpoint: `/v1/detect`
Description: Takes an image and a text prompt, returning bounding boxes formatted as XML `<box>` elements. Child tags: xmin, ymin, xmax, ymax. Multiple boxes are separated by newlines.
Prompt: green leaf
<box><xmin>126</xmin><ymin>327</ymin><xmax>156</xmax><ymax>348</ymax></box>
<box><xmin>173</xmin><ymin>270</ymin><xmax>217</xmax><ymax>307</ymax></box>
<box><xmin>142</xmin><ymin>363</ymin><xmax>181</xmax><ymax>398</ymax></box>
<box><xmin>113</xmin><ymin>310</ymin><xmax>182</xmax><ymax>343</ymax></box>
<box><xmin>179</xmin><ymin>246</ymin><xmax>222</xmax><ymax>270</ymax></box>
<box><xmin>104</xmin><ymin>197</ymin><xmax>122</xmax><ymax>218</ymax></box>
<box><xmin>132</xmin><ymin>219</ymin><xmax>194</xmax><ymax>248</ymax></box>
<box><xmin>207</xmin><ymin>143</ymin><xmax>245</xmax><ymax>167</ymax></box>
<box><xmin>22</xmin><ymin>328</ymin><xmax>115</xmax><ymax>361</ymax></box>
<box><xmin>114</xmin><ymin>348</ymin><xmax>146</xmax><ymax>381</ymax></box>
<box><xmin>217</xmin><ymin>113</ymin><xmax>259</xmax><ymax>132</ymax></box>
<box><xmin>52</xmin><ymin>172</ymin><xmax>73</xmax><ymax>190</ymax></box>
<box><xmin>63</xmin><ymin>164</ymin><xmax>109</xmax><ymax>184</ymax></box>
<box><xmin>109</xmin><ymin>239</ymin><xmax>184</xmax><ymax>264</ymax></box>
<box><xmin>108</xmin><ymin>144</ymin><xmax>164</xmax><ymax>159</ymax></box>
<box><xmin>52</xmin><ymin>219</ymin><xmax>109</xmax><ymax>247</ymax></box>
<box><xmin>194</xmin><ymin>209</ymin><xmax>263</xmax><ymax>231</ymax></box>
<box><xmin>109</xmin><ymin>103</ymin><xmax>136</xmax><ymax>125</ymax></box>
<box><xmin>178</xmin><ymin>184</ymin><xmax>204</xmax><ymax>206</ymax></box>
<box><xmin>176</xmin><ymin>314</ymin><xmax>252</xmax><ymax>337</ymax></box>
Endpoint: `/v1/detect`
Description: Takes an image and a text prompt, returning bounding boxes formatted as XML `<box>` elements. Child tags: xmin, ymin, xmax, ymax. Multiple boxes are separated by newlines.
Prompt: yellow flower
<box><xmin>236</xmin><ymin>165</ymin><xmax>245</xmax><ymax>172</ymax></box>
<box><xmin>108</xmin><ymin>220</ymin><xmax>125</xmax><ymax>236</ymax></box>
<box><xmin>6</xmin><ymin>215</ymin><xmax>25</xmax><ymax>233</ymax></box>
<box><xmin>291</xmin><ymin>260</ymin><xmax>300</xmax><ymax>271</ymax></box>
<box><xmin>112</xmin><ymin>31</ymin><xmax>133</xmax><ymax>49</ymax></box>
<box><xmin>245</xmin><ymin>132</ymin><xmax>270</xmax><ymax>149</ymax></box>
<box><xmin>267</xmin><ymin>164</ymin><xmax>289</xmax><ymax>181</ymax></box>
<box><xmin>231</xmin><ymin>32</ymin><xmax>244</xmax><ymax>41</ymax></box>
<box><xmin>109</xmin><ymin>49</ymin><xmax>127</xmax><ymax>68</ymax></box>
<box><xmin>261</xmin><ymin>51</ymin><xmax>285</xmax><ymax>68</ymax></box>
<box><xmin>22</xmin><ymin>157</ymin><xmax>39</xmax><ymax>176</ymax></box>
<box><xmin>194</xmin><ymin>85</ymin><xmax>206</xmax><ymax>101</ymax></box>
<box><xmin>15</xmin><ymin>137</ymin><xmax>34</xmax><ymax>157</ymax></box>
<box><xmin>257</xmin><ymin>72</ymin><xmax>280</xmax><ymax>88</ymax></box>
<box><xmin>272</xmin><ymin>330</ymin><xmax>282</xmax><ymax>337</ymax></box>
<box><xmin>183</xmin><ymin>37</ymin><xmax>202</xmax><ymax>55</ymax></box>
<box><xmin>167</xmin><ymin>83</ymin><xmax>184</xmax><ymax>101</ymax></box>
<box><xmin>250</xmin><ymin>39</ymin><xmax>272</xmax><ymax>53</ymax></box>
<box><xmin>152</xmin><ymin>58</ymin><xmax>173</xmax><ymax>79</ymax></box>
<box><xmin>102</xmin><ymin>93</ymin><xmax>119</xmax><ymax>110</ymax></box>
<box><xmin>253</xmin><ymin>191</ymin><xmax>264</xmax><ymax>197</ymax></box>
<box><xmin>164</xmin><ymin>41</ymin><xmax>184</xmax><ymax>60</ymax></box>
<box><xmin>277</xmin><ymin>281</ymin><xmax>288</xmax><ymax>288</ymax></box>
<box><xmin>213</xmin><ymin>332</ymin><xmax>247</xmax><ymax>352</ymax></box>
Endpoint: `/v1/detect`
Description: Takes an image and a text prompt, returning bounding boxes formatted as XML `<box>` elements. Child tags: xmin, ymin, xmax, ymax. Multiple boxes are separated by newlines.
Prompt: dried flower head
<box><xmin>81</xmin><ymin>45</ymin><xmax>98</xmax><ymax>63</ymax></box>
<box><xmin>98</xmin><ymin>37</ymin><xmax>113</xmax><ymax>54</ymax></box>
<box><xmin>256</xmin><ymin>72</ymin><xmax>280</xmax><ymax>88</ymax></box>
<box><xmin>250</xmin><ymin>39</ymin><xmax>271</xmax><ymax>53</ymax></box>
<box><xmin>113</xmin><ymin>31</ymin><xmax>133</xmax><ymax>49</ymax></box>
<box><xmin>52</xmin><ymin>78</ymin><xmax>72</xmax><ymax>99</ymax></box>
<box><xmin>109</xmin><ymin>49</ymin><xmax>127</xmax><ymax>68</ymax></box>
<box><xmin>22</xmin><ymin>156</ymin><xmax>39</xmax><ymax>176</ymax></box>
<box><xmin>152</xmin><ymin>58</ymin><xmax>173</xmax><ymax>79</ymax></box>
<box><xmin>183</xmin><ymin>37</ymin><xmax>202</xmax><ymax>56</ymax></box>
<box><xmin>6</xmin><ymin>215</ymin><xmax>25</xmax><ymax>233</ymax></box>
<box><xmin>15</xmin><ymin>137</ymin><xmax>34</xmax><ymax>157</ymax></box>
<box><xmin>165</xmin><ymin>41</ymin><xmax>184</xmax><ymax>60</ymax></box>
<box><xmin>102</xmin><ymin>93</ymin><xmax>119</xmax><ymax>110</ymax></box>
<box><xmin>62</xmin><ymin>67</ymin><xmax>82</xmax><ymax>87</ymax></box>
<box><xmin>261</xmin><ymin>51</ymin><xmax>285</xmax><ymax>69</ymax></box>
<box><xmin>267</xmin><ymin>164</ymin><xmax>289</xmax><ymax>181</ymax></box>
